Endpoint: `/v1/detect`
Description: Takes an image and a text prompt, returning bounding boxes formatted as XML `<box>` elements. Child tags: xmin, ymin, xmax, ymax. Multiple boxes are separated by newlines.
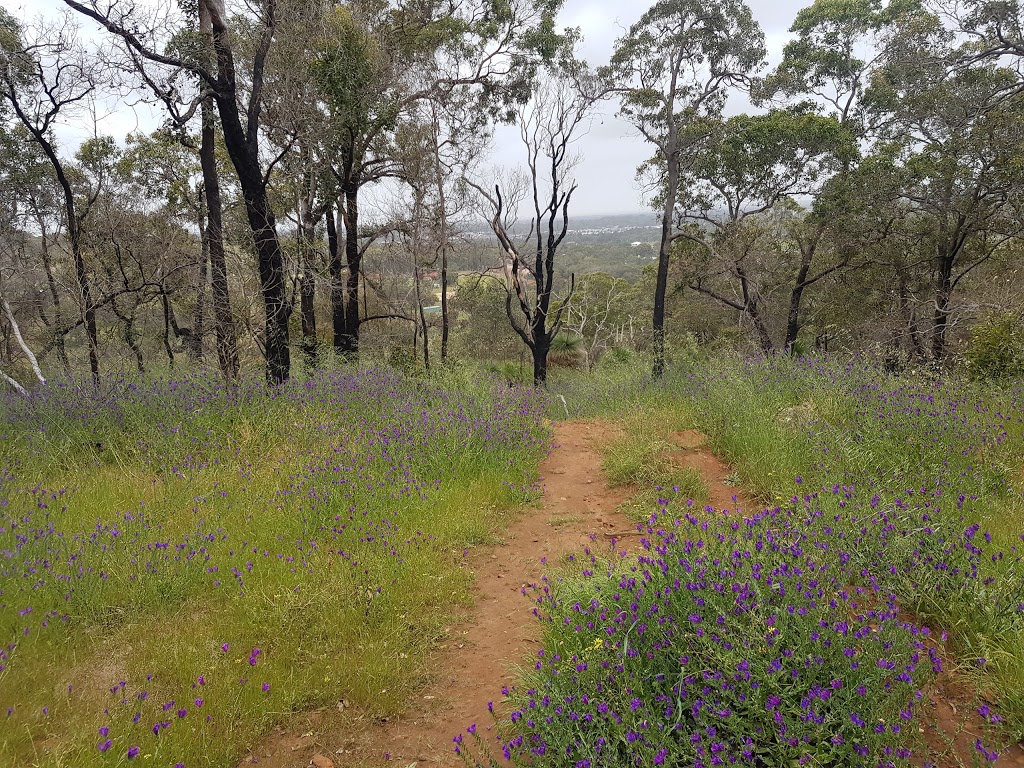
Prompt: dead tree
<box><xmin>470</xmin><ymin>74</ymin><xmax>594</xmax><ymax>387</ymax></box>
<box><xmin>66</xmin><ymin>0</ymin><xmax>292</xmax><ymax>383</ymax></box>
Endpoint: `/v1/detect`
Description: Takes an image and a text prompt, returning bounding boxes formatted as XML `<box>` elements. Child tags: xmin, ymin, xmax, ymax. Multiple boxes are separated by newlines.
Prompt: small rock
<box><xmin>311</xmin><ymin>755</ymin><xmax>335</xmax><ymax>768</ymax></box>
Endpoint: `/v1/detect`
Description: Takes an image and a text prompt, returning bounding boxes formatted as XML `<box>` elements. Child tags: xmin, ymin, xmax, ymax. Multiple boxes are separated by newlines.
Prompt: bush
<box><xmin>963</xmin><ymin>311</ymin><xmax>1024</xmax><ymax>380</ymax></box>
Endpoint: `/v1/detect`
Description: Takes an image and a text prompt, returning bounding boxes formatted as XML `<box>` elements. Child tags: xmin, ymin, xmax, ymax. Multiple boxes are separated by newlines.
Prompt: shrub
<box><xmin>963</xmin><ymin>311</ymin><xmax>1024</xmax><ymax>381</ymax></box>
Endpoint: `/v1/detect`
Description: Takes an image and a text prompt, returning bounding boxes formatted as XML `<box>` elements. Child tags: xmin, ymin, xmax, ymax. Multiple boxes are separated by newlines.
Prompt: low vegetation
<box><xmin>0</xmin><ymin>369</ymin><xmax>547</xmax><ymax>766</ymax></box>
<box><xmin>459</xmin><ymin>356</ymin><xmax>1024</xmax><ymax>766</ymax></box>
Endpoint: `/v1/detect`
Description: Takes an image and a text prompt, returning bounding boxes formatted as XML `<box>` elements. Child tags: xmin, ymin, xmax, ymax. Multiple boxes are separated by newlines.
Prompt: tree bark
<box><xmin>431</xmin><ymin>109</ymin><xmax>451</xmax><ymax>363</ymax></box>
<box><xmin>200</xmin><ymin>94</ymin><xmax>240</xmax><ymax>382</ymax></box>
<box><xmin>653</xmin><ymin>148</ymin><xmax>678</xmax><ymax>379</ymax></box>
<box><xmin>191</xmin><ymin>181</ymin><xmax>208</xmax><ymax>362</ymax></box>
<box><xmin>13</xmin><ymin>112</ymin><xmax>101</xmax><ymax>382</ymax></box>
<box><xmin>161</xmin><ymin>290</ymin><xmax>175</xmax><ymax>368</ymax></box>
<box><xmin>532</xmin><ymin>338</ymin><xmax>549</xmax><ymax>387</ymax></box>
<box><xmin>112</xmin><ymin>299</ymin><xmax>145</xmax><ymax>374</ymax></box>
<box><xmin>932</xmin><ymin>253</ymin><xmax>954</xmax><ymax>363</ymax></box>
<box><xmin>735</xmin><ymin>261</ymin><xmax>774</xmax><ymax>355</ymax></box>
<box><xmin>36</xmin><ymin>213</ymin><xmax>70</xmax><ymax>374</ymax></box>
<box><xmin>203</xmin><ymin>0</ymin><xmax>289</xmax><ymax>384</ymax></box>
<box><xmin>785</xmin><ymin>241</ymin><xmax>816</xmax><ymax>351</ymax></box>
<box><xmin>326</xmin><ymin>201</ymin><xmax>346</xmax><ymax>354</ymax></box>
<box><xmin>414</xmin><ymin>263</ymin><xmax>429</xmax><ymax>371</ymax></box>
<box><xmin>297</xmin><ymin>189</ymin><xmax>319</xmax><ymax>373</ymax></box>
<box><xmin>339</xmin><ymin>184</ymin><xmax>361</xmax><ymax>359</ymax></box>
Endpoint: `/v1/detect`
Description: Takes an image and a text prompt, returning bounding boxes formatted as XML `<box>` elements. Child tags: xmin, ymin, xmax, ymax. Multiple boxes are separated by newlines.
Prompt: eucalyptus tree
<box><xmin>65</xmin><ymin>0</ymin><xmax>295</xmax><ymax>383</ymax></box>
<box><xmin>759</xmin><ymin>0</ymin><xmax>925</xmax><ymax>134</ymax></box>
<box><xmin>0</xmin><ymin>10</ymin><xmax>103</xmax><ymax>381</ymax></box>
<box><xmin>603</xmin><ymin>0</ymin><xmax>765</xmax><ymax>377</ymax></box>
<box><xmin>310</xmin><ymin>0</ymin><xmax>572</xmax><ymax>361</ymax></box>
<box><xmin>88</xmin><ymin>135</ymin><xmax>200</xmax><ymax>371</ymax></box>
<box><xmin>754</xmin><ymin>0</ymin><xmax>931</xmax><ymax>354</ymax></box>
<box><xmin>0</xmin><ymin>118</ymin><xmax>73</xmax><ymax>373</ymax></box>
<box><xmin>869</xmin><ymin>53</ymin><xmax>1024</xmax><ymax>361</ymax></box>
<box><xmin>679</xmin><ymin>109</ymin><xmax>856</xmax><ymax>353</ymax></box>
<box><xmin>119</xmin><ymin>130</ymin><xmax>212</xmax><ymax>361</ymax></box>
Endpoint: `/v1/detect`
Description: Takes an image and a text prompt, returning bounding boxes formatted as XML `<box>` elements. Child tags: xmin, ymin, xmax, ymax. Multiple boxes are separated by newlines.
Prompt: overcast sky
<box><xmin>2</xmin><ymin>0</ymin><xmax>811</xmax><ymax>216</ymax></box>
<box><xmin>552</xmin><ymin>0</ymin><xmax>806</xmax><ymax>215</ymax></box>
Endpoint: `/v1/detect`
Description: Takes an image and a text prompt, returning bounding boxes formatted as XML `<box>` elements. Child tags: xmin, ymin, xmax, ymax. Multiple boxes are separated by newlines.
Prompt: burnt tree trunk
<box><xmin>414</xmin><ymin>263</ymin><xmax>429</xmax><ymax>372</ymax></box>
<box><xmin>652</xmin><ymin>156</ymin><xmax>676</xmax><ymax>378</ymax></box>
<box><xmin>200</xmin><ymin>94</ymin><xmax>240</xmax><ymax>382</ymax></box>
<box><xmin>339</xmin><ymin>184</ymin><xmax>361</xmax><ymax>360</ymax></box>
<box><xmin>190</xmin><ymin>182</ymin><xmax>208</xmax><ymax>362</ymax></box>
<box><xmin>203</xmin><ymin>0</ymin><xmax>289</xmax><ymax>384</ymax></box>
<box><xmin>531</xmin><ymin>336</ymin><xmax>550</xmax><ymax>387</ymax></box>
<box><xmin>161</xmin><ymin>290</ymin><xmax>176</xmax><ymax>368</ymax></box>
<box><xmin>297</xmin><ymin>191</ymin><xmax>319</xmax><ymax>373</ymax></box>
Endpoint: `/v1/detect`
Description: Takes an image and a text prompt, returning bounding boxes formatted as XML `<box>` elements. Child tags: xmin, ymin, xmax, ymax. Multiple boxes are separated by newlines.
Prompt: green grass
<box><xmin>0</xmin><ymin>368</ymin><xmax>548</xmax><ymax>766</ymax></box>
<box><xmin>551</xmin><ymin>355</ymin><xmax>1024</xmax><ymax>744</ymax></box>
<box><xmin>596</xmin><ymin>406</ymin><xmax>710</xmax><ymax>520</ymax></box>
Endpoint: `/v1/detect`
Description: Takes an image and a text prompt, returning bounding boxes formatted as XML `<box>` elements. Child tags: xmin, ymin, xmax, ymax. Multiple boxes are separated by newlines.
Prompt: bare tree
<box><xmin>471</xmin><ymin>74</ymin><xmax>595</xmax><ymax>387</ymax></box>
<box><xmin>0</xmin><ymin>12</ymin><xmax>103</xmax><ymax>381</ymax></box>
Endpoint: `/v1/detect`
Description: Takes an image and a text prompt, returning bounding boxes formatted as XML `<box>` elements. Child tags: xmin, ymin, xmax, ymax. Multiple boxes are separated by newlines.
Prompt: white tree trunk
<box><xmin>2</xmin><ymin>296</ymin><xmax>46</xmax><ymax>386</ymax></box>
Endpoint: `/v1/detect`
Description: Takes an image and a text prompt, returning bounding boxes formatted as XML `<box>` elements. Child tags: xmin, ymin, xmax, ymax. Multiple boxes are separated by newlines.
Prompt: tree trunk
<box><xmin>440</xmin><ymin>245</ymin><xmax>449</xmax><ymax>362</ymax></box>
<box><xmin>532</xmin><ymin>338</ymin><xmax>549</xmax><ymax>388</ymax></box>
<box><xmin>161</xmin><ymin>291</ymin><xmax>175</xmax><ymax>368</ymax></box>
<box><xmin>190</xmin><ymin>182</ymin><xmax>208</xmax><ymax>362</ymax></box>
<box><xmin>895</xmin><ymin>260</ymin><xmax>925</xmax><ymax>361</ymax></box>
<box><xmin>203</xmin><ymin>0</ymin><xmax>289</xmax><ymax>384</ymax></box>
<box><xmin>750</xmin><ymin>300</ymin><xmax>775</xmax><ymax>356</ymax></box>
<box><xmin>9</xmin><ymin>103</ymin><xmax>100</xmax><ymax>382</ymax></box>
<box><xmin>339</xmin><ymin>185</ymin><xmax>361</xmax><ymax>360</ymax></box>
<box><xmin>414</xmin><ymin>263</ymin><xmax>429</xmax><ymax>372</ymax></box>
<box><xmin>200</xmin><ymin>95</ymin><xmax>239</xmax><ymax>382</ymax></box>
<box><xmin>250</xmin><ymin>199</ymin><xmax>291</xmax><ymax>384</ymax></box>
<box><xmin>69</xmin><ymin>215</ymin><xmax>99</xmax><ymax>381</ymax></box>
<box><xmin>326</xmin><ymin>201</ymin><xmax>346</xmax><ymax>354</ymax></box>
<box><xmin>736</xmin><ymin>261</ymin><xmax>774</xmax><ymax>355</ymax></box>
<box><xmin>297</xmin><ymin>192</ymin><xmax>319</xmax><ymax>373</ymax></box>
<box><xmin>653</xmin><ymin>151</ymin><xmax>678</xmax><ymax>379</ymax></box>
<box><xmin>113</xmin><ymin>300</ymin><xmax>145</xmax><ymax>374</ymax></box>
<box><xmin>785</xmin><ymin>240</ymin><xmax>816</xmax><ymax>351</ymax></box>
<box><xmin>37</xmin><ymin>215</ymin><xmax>70</xmax><ymax>375</ymax></box>
<box><xmin>431</xmin><ymin>109</ymin><xmax>451</xmax><ymax>363</ymax></box>
<box><xmin>932</xmin><ymin>255</ymin><xmax>953</xmax><ymax>363</ymax></box>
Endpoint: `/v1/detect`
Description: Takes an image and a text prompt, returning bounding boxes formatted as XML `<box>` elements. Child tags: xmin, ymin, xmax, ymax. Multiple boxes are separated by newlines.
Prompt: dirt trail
<box><xmin>354</xmin><ymin>420</ymin><xmax>637</xmax><ymax>766</ymax></box>
<box><xmin>667</xmin><ymin>429</ymin><xmax>753</xmax><ymax>513</ymax></box>
<box><xmin>242</xmin><ymin>420</ymin><xmax>1024</xmax><ymax>768</ymax></box>
<box><xmin>241</xmin><ymin>420</ymin><xmax>636</xmax><ymax>768</ymax></box>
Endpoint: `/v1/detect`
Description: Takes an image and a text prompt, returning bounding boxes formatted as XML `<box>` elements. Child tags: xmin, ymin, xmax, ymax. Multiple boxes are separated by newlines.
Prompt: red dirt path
<box><xmin>240</xmin><ymin>419</ymin><xmax>1024</xmax><ymax>768</ymax></box>
<box><xmin>239</xmin><ymin>420</ymin><xmax>635</xmax><ymax>767</ymax></box>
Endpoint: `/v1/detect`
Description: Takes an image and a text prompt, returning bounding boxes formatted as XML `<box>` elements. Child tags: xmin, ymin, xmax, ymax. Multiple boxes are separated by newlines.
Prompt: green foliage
<box><xmin>547</xmin><ymin>334</ymin><xmax>584</xmax><ymax>368</ymax></box>
<box><xmin>964</xmin><ymin>311</ymin><xmax>1024</xmax><ymax>380</ymax></box>
<box><xmin>603</xmin><ymin>0</ymin><xmax>767</xmax><ymax>154</ymax></box>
